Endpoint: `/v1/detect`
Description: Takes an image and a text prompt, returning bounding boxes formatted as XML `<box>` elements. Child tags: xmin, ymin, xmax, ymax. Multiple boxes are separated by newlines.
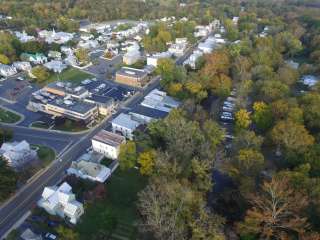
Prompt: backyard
<box><xmin>0</xmin><ymin>107</ymin><xmax>21</xmax><ymax>124</ymax></box>
<box><xmin>75</xmin><ymin>169</ymin><xmax>147</xmax><ymax>240</ymax></box>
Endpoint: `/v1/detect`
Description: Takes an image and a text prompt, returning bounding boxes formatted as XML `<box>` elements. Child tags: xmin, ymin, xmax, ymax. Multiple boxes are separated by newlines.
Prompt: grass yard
<box><xmin>33</xmin><ymin>145</ymin><xmax>56</xmax><ymax>167</ymax></box>
<box><xmin>53</xmin><ymin>119</ymin><xmax>88</xmax><ymax>132</ymax></box>
<box><xmin>31</xmin><ymin>121</ymin><xmax>50</xmax><ymax>129</ymax></box>
<box><xmin>0</xmin><ymin>107</ymin><xmax>21</xmax><ymax>123</ymax></box>
<box><xmin>47</xmin><ymin>67</ymin><xmax>93</xmax><ymax>85</ymax></box>
<box><xmin>76</xmin><ymin>169</ymin><xmax>147</xmax><ymax>240</ymax></box>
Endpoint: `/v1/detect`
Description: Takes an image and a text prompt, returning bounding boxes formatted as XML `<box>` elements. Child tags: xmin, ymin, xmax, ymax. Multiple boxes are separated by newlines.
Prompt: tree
<box><xmin>235</xmin><ymin>109</ymin><xmax>251</xmax><ymax>130</ymax></box>
<box><xmin>233</xmin><ymin>130</ymin><xmax>264</xmax><ymax>152</ymax></box>
<box><xmin>56</xmin><ymin>226</ymin><xmax>79</xmax><ymax>240</ymax></box>
<box><xmin>300</xmin><ymin>93</ymin><xmax>320</xmax><ymax>130</ymax></box>
<box><xmin>208</xmin><ymin>74</ymin><xmax>232</xmax><ymax>97</ymax></box>
<box><xmin>0</xmin><ymin>54</ymin><xmax>10</xmax><ymax>64</ymax></box>
<box><xmin>31</xmin><ymin>66</ymin><xmax>50</xmax><ymax>82</ymax></box>
<box><xmin>0</xmin><ymin>158</ymin><xmax>17</xmax><ymax>201</ymax></box>
<box><xmin>238</xmin><ymin>176</ymin><xmax>309</xmax><ymax>239</ymax></box>
<box><xmin>252</xmin><ymin>101</ymin><xmax>273</xmax><ymax>132</ymax></box>
<box><xmin>236</xmin><ymin>149</ymin><xmax>264</xmax><ymax>176</ymax></box>
<box><xmin>138</xmin><ymin>178</ymin><xmax>225</xmax><ymax>240</ymax></box>
<box><xmin>257</xmin><ymin>80</ymin><xmax>289</xmax><ymax>103</ymax></box>
<box><xmin>138</xmin><ymin>150</ymin><xmax>156</xmax><ymax>175</ymax></box>
<box><xmin>277</xmin><ymin>65</ymin><xmax>299</xmax><ymax>86</ymax></box>
<box><xmin>118</xmin><ymin>141</ymin><xmax>137</xmax><ymax>170</ymax></box>
<box><xmin>75</xmin><ymin>48</ymin><xmax>89</xmax><ymax>64</ymax></box>
<box><xmin>271</xmin><ymin>120</ymin><xmax>314</xmax><ymax>153</ymax></box>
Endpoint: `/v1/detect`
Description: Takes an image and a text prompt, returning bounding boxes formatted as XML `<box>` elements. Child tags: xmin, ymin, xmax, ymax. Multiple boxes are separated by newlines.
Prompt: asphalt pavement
<box><xmin>0</xmin><ymin>35</ymin><xmax>205</xmax><ymax>238</ymax></box>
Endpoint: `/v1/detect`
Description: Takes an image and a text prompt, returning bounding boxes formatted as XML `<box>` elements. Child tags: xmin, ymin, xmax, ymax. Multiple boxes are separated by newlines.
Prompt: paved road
<box><xmin>0</xmin><ymin>33</ymin><xmax>205</xmax><ymax>238</ymax></box>
<box><xmin>0</xmin><ymin>75</ymin><xmax>160</xmax><ymax>238</ymax></box>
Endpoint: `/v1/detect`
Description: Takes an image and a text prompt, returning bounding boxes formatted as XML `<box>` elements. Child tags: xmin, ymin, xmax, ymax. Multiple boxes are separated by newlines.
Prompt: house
<box><xmin>0</xmin><ymin>140</ymin><xmax>37</xmax><ymax>169</ymax></box>
<box><xmin>0</xmin><ymin>64</ymin><xmax>17</xmax><ymax>77</ymax></box>
<box><xmin>123</xmin><ymin>50</ymin><xmax>141</xmax><ymax>65</ymax></box>
<box><xmin>13</xmin><ymin>61</ymin><xmax>32</xmax><ymax>71</ymax></box>
<box><xmin>168</xmin><ymin>38</ymin><xmax>188</xmax><ymax>57</ymax></box>
<box><xmin>44</xmin><ymin>60</ymin><xmax>67</xmax><ymax>73</ymax></box>
<box><xmin>92</xmin><ymin>130</ymin><xmax>126</xmax><ymax>160</ymax></box>
<box><xmin>64</xmin><ymin>53</ymin><xmax>78</xmax><ymax>66</ymax></box>
<box><xmin>147</xmin><ymin>52</ymin><xmax>172</xmax><ymax>67</ymax></box>
<box><xmin>67</xmin><ymin>160</ymin><xmax>111</xmax><ymax>183</ymax></box>
<box><xmin>21</xmin><ymin>53</ymin><xmax>47</xmax><ymax>64</ymax></box>
<box><xmin>183</xmin><ymin>50</ymin><xmax>203</xmax><ymax>69</ymax></box>
<box><xmin>129</xmin><ymin>105</ymin><xmax>168</xmax><ymax>124</ymax></box>
<box><xmin>111</xmin><ymin>113</ymin><xmax>140</xmax><ymax>140</ymax></box>
<box><xmin>14</xmin><ymin>31</ymin><xmax>35</xmax><ymax>43</ymax></box>
<box><xmin>37</xmin><ymin>182</ymin><xmax>84</xmax><ymax>224</ymax></box>
<box><xmin>115</xmin><ymin>67</ymin><xmax>149</xmax><ymax>87</ymax></box>
<box><xmin>48</xmin><ymin>50</ymin><xmax>62</xmax><ymax>60</ymax></box>
<box><xmin>78</xmin><ymin>40</ymin><xmax>99</xmax><ymax>49</ymax></box>
<box><xmin>20</xmin><ymin>228</ymin><xmax>42</xmax><ymax>240</ymax></box>
<box><xmin>38</xmin><ymin>29</ymin><xmax>74</xmax><ymax>44</ymax></box>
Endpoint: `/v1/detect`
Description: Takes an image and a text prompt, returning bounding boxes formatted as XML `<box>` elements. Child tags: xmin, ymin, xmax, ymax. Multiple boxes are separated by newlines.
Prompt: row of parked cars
<box><xmin>220</xmin><ymin>89</ymin><xmax>236</xmax><ymax>122</ymax></box>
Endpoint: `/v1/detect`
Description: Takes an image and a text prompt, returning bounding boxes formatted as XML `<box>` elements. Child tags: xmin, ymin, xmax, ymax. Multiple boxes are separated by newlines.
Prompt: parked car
<box><xmin>45</xmin><ymin>233</ymin><xmax>57</xmax><ymax>240</ymax></box>
<box><xmin>223</xmin><ymin>106</ymin><xmax>234</xmax><ymax>112</ymax></box>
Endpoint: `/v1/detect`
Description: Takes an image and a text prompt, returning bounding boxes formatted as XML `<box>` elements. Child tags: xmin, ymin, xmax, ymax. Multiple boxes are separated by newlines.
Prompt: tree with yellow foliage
<box><xmin>235</xmin><ymin>109</ymin><xmax>251</xmax><ymax>130</ymax></box>
<box><xmin>138</xmin><ymin>150</ymin><xmax>156</xmax><ymax>176</ymax></box>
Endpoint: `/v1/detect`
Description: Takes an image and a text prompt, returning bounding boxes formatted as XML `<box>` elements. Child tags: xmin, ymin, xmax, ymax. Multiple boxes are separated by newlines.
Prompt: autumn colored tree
<box><xmin>238</xmin><ymin>176</ymin><xmax>309</xmax><ymax>239</ymax></box>
<box><xmin>118</xmin><ymin>141</ymin><xmax>137</xmax><ymax>170</ymax></box>
<box><xmin>271</xmin><ymin>120</ymin><xmax>314</xmax><ymax>154</ymax></box>
<box><xmin>31</xmin><ymin>66</ymin><xmax>50</xmax><ymax>83</ymax></box>
<box><xmin>252</xmin><ymin>101</ymin><xmax>273</xmax><ymax>132</ymax></box>
<box><xmin>235</xmin><ymin>109</ymin><xmax>251</xmax><ymax>130</ymax></box>
<box><xmin>75</xmin><ymin>48</ymin><xmax>90</xmax><ymax>64</ymax></box>
<box><xmin>0</xmin><ymin>54</ymin><xmax>10</xmax><ymax>64</ymax></box>
<box><xmin>138</xmin><ymin>150</ymin><xmax>156</xmax><ymax>176</ymax></box>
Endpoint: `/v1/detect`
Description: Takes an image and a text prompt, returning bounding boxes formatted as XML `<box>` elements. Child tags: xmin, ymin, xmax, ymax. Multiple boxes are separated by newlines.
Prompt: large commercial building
<box><xmin>115</xmin><ymin>67</ymin><xmax>149</xmax><ymax>87</ymax></box>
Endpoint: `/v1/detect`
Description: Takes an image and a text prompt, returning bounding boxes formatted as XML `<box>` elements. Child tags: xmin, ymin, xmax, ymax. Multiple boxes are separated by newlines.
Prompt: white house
<box><xmin>92</xmin><ymin>130</ymin><xmax>125</xmax><ymax>160</ymax></box>
<box><xmin>14</xmin><ymin>31</ymin><xmax>35</xmax><ymax>43</ymax></box>
<box><xmin>168</xmin><ymin>38</ymin><xmax>188</xmax><ymax>57</ymax></box>
<box><xmin>183</xmin><ymin>50</ymin><xmax>203</xmax><ymax>69</ymax></box>
<box><xmin>38</xmin><ymin>29</ymin><xmax>74</xmax><ymax>44</ymax></box>
<box><xmin>13</xmin><ymin>61</ymin><xmax>32</xmax><ymax>71</ymax></box>
<box><xmin>0</xmin><ymin>64</ymin><xmax>17</xmax><ymax>77</ymax></box>
<box><xmin>44</xmin><ymin>60</ymin><xmax>67</xmax><ymax>73</ymax></box>
<box><xmin>78</xmin><ymin>40</ymin><xmax>99</xmax><ymax>49</ymax></box>
<box><xmin>67</xmin><ymin>160</ymin><xmax>111</xmax><ymax>183</ymax></box>
<box><xmin>301</xmin><ymin>75</ymin><xmax>319</xmax><ymax>87</ymax></box>
<box><xmin>147</xmin><ymin>52</ymin><xmax>172</xmax><ymax>67</ymax></box>
<box><xmin>0</xmin><ymin>140</ymin><xmax>37</xmax><ymax>169</ymax></box>
<box><xmin>48</xmin><ymin>50</ymin><xmax>62</xmax><ymax>60</ymax></box>
<box><xmin>123</xmin><ymin>50</ymin><xmax>141</xmax><ymax>65</ymax></box>
<box><xmin>21</xmin><ymin>53</ymin><xmax>47</xmax><ymax>64</ymax></box>
<box><xmin>111</xmin><ymin>113</ymin><xmax>140</xmax><ymax>140</ymax></box>
<box><xmin>37</xmin><ymin>182</ymin><xmax>84</xmax><ymax>224</ymax></box>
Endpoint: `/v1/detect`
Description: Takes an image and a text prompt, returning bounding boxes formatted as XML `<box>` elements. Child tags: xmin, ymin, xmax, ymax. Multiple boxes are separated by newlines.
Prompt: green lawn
<box><xmin>33</xmin><ymin>145</ymin><xmax>56</xmax><ymax>167</ymax></box>
<box><xmin>31</xmin><ymin>121</ymin><xmax>50</xmax><ymax>129</ymax></box>
<box><xmin>76</xmin><ymin>169</ymin><xmax>147</xmax><ymax>240</ymax></box>
<box><xmin>0</xmin><ymin>108</ymin><xmax>21</xmax><ymax>124</ymax></box>
<box><xmin>53</xmin><ymin>119</ymin><xmax>88</xmax><ymax>132</ymax></box>
<box><xmin>47</xmin><ymin>67</ymin><xmax>93</xmax><ymax>85</ymax></box>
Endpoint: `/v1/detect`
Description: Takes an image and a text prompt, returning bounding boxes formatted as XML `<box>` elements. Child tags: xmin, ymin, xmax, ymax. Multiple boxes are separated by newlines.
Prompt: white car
<box><xmin>223</xmin><ymin>106</ymin><xmax>234</xmax><ymax>112</ymax></box>
<box><xmin>222</xmin><ymin>112</ymin><xmax>233</xmax><ymax>117</ymax></box>
<box><xmin>45</xmin><ymin>233</ymin><xmax>57</xmax><ymax>240</ymax></box>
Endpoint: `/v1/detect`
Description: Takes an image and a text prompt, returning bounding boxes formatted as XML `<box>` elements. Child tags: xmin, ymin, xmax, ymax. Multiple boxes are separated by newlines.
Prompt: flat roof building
<box><xmin>129</xmin><ymin>105</ymin><xmax>168</xmax><ymax>124</ymax></box>
<box><xmin>115</xmin><ymin>67</ymin><xmax>149</xmax><ymax>88</ymax></box>
<box><xmin>92</xmin><ymin>130</ymin><xmax>125</xmax><ymax>160</ymax></box>
<box><xmin>111</xmin><ymin>113</ymin><xmax>140</xmax><ymax>140</ymax></box>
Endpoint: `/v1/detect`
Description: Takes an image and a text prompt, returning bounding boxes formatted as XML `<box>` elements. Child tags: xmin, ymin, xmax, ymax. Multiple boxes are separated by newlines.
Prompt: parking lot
<box><xmin>81</xmin><ymin>79</ymin><xmax>135</xmax><ymax>101</ymax></box>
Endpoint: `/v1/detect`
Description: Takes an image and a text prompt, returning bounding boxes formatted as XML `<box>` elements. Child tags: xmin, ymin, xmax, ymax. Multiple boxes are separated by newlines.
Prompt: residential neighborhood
<box><xmin>0</xmin><ymin>1</ymin><xmax>320</xmax><ymax>240</ymax></box>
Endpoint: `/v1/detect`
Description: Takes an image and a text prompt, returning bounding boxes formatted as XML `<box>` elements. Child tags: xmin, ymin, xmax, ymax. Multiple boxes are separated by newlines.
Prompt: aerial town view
<box><xmin>0</xmin><ymin>0</ymin><xmax>320</xmax><ymax>239</ymax></box>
